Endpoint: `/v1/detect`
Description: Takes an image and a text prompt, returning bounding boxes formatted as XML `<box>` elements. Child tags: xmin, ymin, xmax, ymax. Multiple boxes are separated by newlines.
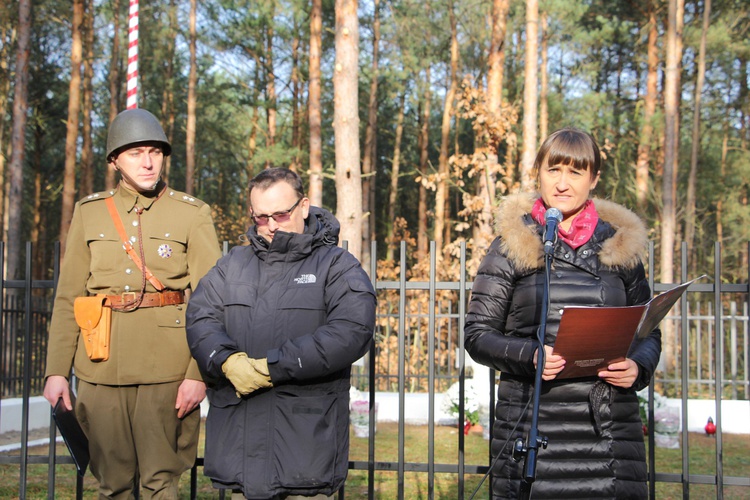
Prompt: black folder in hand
<box><xmin>52</xmin><ymin>397</ymin><xmax>90</xmax><ymax>476</ymax></box>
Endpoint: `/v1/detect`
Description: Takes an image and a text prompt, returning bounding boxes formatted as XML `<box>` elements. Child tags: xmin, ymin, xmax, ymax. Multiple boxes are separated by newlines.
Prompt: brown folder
<box><xmin>552</xmin><ymin>275</ymin><xmax>705</xmax><ymax>379</ymax></box>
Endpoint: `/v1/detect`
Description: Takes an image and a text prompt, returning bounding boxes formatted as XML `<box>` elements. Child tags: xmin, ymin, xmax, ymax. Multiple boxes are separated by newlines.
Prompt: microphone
<box><xmin>543</xmin><ymin>208</ymin><xmax>563</xmax><ymax>254</ymax></box>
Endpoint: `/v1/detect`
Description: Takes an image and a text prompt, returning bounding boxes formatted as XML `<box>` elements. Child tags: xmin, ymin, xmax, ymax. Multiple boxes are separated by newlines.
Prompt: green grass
<box><xmin>1</xmin><ymin>421</ymin><xmax>749</xmax><ymax>499</ymax></box>
<box><xmin>346</xmin><ymin>423</ymin><xmax>750</xmax><ymax>499</ymax></box>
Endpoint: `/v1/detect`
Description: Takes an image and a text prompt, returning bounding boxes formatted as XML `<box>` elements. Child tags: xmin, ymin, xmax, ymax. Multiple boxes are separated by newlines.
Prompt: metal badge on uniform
<box><xmin>157</xmin><ymin>244</ymin><xmax>173</xmax><ymax>258</ymax></box>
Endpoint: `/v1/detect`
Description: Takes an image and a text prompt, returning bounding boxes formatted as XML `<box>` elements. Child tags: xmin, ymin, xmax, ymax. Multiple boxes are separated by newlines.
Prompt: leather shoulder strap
<box><xmin>105</xmin><ymin>197</ymin><xmax>166</xmax><ymax>291</ymax></box>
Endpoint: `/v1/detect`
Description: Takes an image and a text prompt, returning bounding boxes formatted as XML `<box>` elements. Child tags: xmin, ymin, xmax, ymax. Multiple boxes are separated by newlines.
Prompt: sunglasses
<box><xmin>251</xmin><ymin>197</ymin><xmax>303</xmax><ymax>226</ymax></box>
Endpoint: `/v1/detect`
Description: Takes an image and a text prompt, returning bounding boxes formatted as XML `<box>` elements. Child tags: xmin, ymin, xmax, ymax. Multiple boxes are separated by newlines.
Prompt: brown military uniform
<box><xmin>45</xmin><ymin>183</ymin><xmax>221</xmax><ymax>499</ymax></box>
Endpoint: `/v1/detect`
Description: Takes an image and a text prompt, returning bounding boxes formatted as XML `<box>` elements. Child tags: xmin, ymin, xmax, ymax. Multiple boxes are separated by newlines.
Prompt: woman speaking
<box><xmin>465</xmin><ymin>128</ymin><xmax>662</xmax><ymax>499</ymax></box>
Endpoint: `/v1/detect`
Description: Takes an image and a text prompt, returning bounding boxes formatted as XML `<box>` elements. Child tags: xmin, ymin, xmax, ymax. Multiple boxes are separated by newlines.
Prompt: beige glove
<box><xmin>221</xmin><ymin>352</ymin><xmax>273</xmax><ymax>396</ymax></box>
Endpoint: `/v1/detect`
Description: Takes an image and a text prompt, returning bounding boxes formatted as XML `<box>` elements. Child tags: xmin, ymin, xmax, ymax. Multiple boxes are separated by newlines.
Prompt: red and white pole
<box><xmin>126</xmin><ymin>0</ymin><xmax>139</xmax><ymax>109</ymax></box>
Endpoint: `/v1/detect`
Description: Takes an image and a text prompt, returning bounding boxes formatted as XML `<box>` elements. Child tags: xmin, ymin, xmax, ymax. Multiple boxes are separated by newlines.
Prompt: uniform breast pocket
<box><xmin>148</xmin><ymin>233</ymin><xmax>187</xmax><ymax>277</ymax></box>
<box><xmin>86</xmin><ymin>233</ymin><xmax>122</xmax><ymax>274</ymax></box>
<box><xmin>278</xmin><ymin>285</ymin><xmax>326</xmax><ymax>337</ymax></box>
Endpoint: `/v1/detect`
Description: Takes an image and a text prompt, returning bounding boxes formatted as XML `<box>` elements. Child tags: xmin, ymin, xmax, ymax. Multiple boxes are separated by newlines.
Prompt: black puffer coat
<box><xmin>186</xmin><ymin>206</ymin><xmax>376</xmax><ymax>499</ymax></box>
<box><xmin>465</xmin><ymin>193</ymin><xmax>661</xmax><ymax>500</ymax></box>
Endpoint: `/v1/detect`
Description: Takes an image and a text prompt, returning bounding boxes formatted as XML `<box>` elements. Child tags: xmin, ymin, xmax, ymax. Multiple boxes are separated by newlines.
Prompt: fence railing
<box><xmin>1</xmin><ymin>240</ymin><xmax>749</xmax><ymax>499</ymax></box>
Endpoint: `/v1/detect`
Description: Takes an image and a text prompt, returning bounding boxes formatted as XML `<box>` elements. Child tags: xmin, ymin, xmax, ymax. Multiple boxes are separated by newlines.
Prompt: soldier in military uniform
<box><xmin>43</xmin><ymin>108</ymin><xmax>222</xmax><ymax>499</ymax></box>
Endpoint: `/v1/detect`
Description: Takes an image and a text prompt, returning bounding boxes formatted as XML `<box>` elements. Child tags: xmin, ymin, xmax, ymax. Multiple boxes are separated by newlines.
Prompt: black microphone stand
<box><xmin>512</xmin><ymin>241</ymin><xmax>554</xmax><ymax>499</ymax></box>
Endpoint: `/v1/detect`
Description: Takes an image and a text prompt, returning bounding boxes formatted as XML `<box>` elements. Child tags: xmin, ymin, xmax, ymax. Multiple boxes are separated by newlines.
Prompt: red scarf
<box><xmin>531</xmin><ymin>198</ymin><xmax>598</xmax><ymax>249</ymax></box>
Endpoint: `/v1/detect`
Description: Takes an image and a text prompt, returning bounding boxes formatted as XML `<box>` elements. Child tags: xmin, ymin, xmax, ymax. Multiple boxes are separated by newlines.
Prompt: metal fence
<box><xmin>1</xmin><ymin>240</ymin><xmax>749</xmax><ymax>499</ymax></box>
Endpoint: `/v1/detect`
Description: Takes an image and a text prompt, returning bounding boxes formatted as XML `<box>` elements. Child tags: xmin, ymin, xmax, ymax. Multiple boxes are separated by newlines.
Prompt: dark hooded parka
<box><xmin>187</xmin><ymin>206</ymin><xmax>376</xmax><ymax>499</ymax></box>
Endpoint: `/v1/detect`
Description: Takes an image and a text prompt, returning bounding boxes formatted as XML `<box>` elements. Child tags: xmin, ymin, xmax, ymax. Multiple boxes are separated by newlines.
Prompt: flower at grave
<box><xmin>350</xmin><ymin>400</ymin><xmax>371</xmax><ymax>427</ymax></box>
<box><xmin>636</xmin><ymin>387</ymin><xmax>667</xmax><ymax>429</ymax></box>
<box><xmin>350</xmin><ymin>385</ymin><xmax>364</xmax><ymax>410</ymax></box>
<box><xmin>442</xmin><ymin>380</ymin><xmax>480</xmax><ymax>426</ymax></box>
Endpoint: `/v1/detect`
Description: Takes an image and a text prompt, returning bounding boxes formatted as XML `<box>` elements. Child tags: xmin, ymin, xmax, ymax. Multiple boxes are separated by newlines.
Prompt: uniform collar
<box><xmin>117</xmin><ymin>182</ymin><xmax>167</xmax><ymax>213</ymax></box>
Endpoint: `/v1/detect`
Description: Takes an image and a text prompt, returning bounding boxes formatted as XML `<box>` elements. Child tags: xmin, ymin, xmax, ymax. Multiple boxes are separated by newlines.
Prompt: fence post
<box><xmin>20</xmin><ymin>242</ymin><xmax>34</xmax><ymax>498</ymax></box>
<box><xmin>714</xmin><ymin>241</ymin><xmax>725</xmax><ymax>498</ymax></box>
<box><xmin>458</xmin><ymin>241</ymin><xmax>468</xmax><ymax>499</ymax></box>
<box><xmin>679</xmin><ymin>242</ymin><xmax>690</xmax><ymax>497</ymax></box>
<box><xmin>397</xmin><ymin>240</ymin><xmax>407</xmax><ymax>499</ymax></box>
<box><xmin>647</xmin><ymin>242</ymin><xmax>656</xmax><ymax>500</ymax></box>
<box><xmin>367</xmin><ymin>240</ymin><xmax>377</xmax><ymax>499</ymax></box>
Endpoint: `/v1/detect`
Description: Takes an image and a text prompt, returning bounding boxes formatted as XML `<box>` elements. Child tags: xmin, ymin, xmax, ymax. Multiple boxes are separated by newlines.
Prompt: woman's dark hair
<box><xmin>248</xmin><ymin>167</ymin><xmax>305</xmax><ymax>199</ymax></box>
<box><xmin>532</xmin><ymin>128</ymin><xmax>601</xmax><ymax>179</ymax></box>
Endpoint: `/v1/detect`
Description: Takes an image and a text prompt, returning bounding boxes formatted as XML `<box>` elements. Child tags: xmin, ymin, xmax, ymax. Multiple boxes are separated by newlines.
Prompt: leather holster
<box><xmin>73</xmin><ymin>294</ymin><xmax>112</xmax><ymax>362</ymax></box>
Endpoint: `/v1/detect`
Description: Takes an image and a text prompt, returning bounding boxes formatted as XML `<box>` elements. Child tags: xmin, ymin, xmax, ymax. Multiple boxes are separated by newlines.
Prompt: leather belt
<box><xmin>105</xmin><ymin>290</ymin><xmax>184</xmax><ymax>309</ymax></box>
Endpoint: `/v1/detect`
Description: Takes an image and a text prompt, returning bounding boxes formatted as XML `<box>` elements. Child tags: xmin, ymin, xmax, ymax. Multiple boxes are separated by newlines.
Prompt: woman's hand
<box><xmin>533</xmin><ymin>345</ymin><xmax>566</xmax><ymax>381</ymax></box>
<box><xmin>598</xmin><ymin>358</ymin><xmax>639</xmax><ymax>388</ymax></box>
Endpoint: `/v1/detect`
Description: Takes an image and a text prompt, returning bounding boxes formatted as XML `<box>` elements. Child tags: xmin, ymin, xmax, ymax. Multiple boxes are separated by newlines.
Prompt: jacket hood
<box><xmin>495</xmin><ymin>192</ymin><xmax>648</xmax><ymax>272</ymax></box>
<box><xmin>247</xmin><ymin>205</ymin><xmax>340</xmax><ymax>260</ymax></box>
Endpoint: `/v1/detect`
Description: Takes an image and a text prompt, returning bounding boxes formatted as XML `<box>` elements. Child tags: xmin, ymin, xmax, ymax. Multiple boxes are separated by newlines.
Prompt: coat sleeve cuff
<box><xmin>265</xmin><ymin>348</ymin><xmax>285</xmax><ymax>383</ymax></box>
<box><xmin>267</xmin><ymin>348</ymin><xmax>280</xmax><ymax>365</ymax></box>
<box><xmin>44</xmin><ymin>363</ymin><xmax>73</xmax><ymax>380</ymax></box>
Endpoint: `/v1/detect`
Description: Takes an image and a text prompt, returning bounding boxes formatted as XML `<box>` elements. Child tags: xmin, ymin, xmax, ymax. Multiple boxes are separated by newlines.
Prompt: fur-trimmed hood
<box><xmin>495</xmin><ymin>192</ymin><xmax>648</xmax><ymax>271</ymax></box>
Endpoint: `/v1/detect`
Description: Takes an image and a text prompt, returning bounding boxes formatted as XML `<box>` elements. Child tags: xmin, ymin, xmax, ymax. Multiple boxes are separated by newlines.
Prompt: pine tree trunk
<box><xmin>386</xmin><ymin>91</ymin><xmax>406</xmax><ymax>263</ymax></box>
<box><xmin>361</xmin><ymin>0</ymin><xmax>380</xmax><ymax>268</ymax></box>
<box><xmin>0</xmin><ymin>23</ymin><xmax>13</xmax><ymax>239</ymax></box>
<box><xmin>59</xmin><ymin>0</ymin><xmax>84</xmax><ymax>255</ymax></box>
<box><xmin>716</xmin><ymin>121</ymin><xmax>728</xmax><ymax>258</ymax></box>
<box><xmin>333</xmin><ymin>0</ymin><xmax>362</xmax><ymax>259</ymax></box>
<box><xmin>308</xmin><ymin>0</ymin><xmax>323</xmax><ymax>206</ymax></box>
<box><xmin>488</xmin><ymin>0</ymin><xmax>508</xmax><ymax>111</ymax></box>
<box><xmin>266</xmin><ymin>10</ymin><xmax>276</xmax><ymax>157</ymax></box>
<box><xmin>185</xmin><ymin>0</ymin><xmax>198</xmax><ymax>195</ymax></box>
<box><xmin>476</xmin><ymin>0</ymin><xmax>509</xmax><ymax>253</ymax></box>
<box><xmin>520</xmin><ymin>0</ymin><xmax>539</xmax><ymax>190</ymax></box>
<box><xmin>245</xmin><ymin>105</ymin><xmax>258</xmax><ymax>219</ymax></box>
<box><xmin>31</xmin><ymin>127</ymin><xmax>43</xmax><ymax>280</ymax></box>
<box><xmin>417</xmin><ymin>69</ymin><xmax>431</xmax><ymax>262</ymax></box>
<box><xmin>165</xmin><ymin>104</ymin><xmax>176</xmax><ymax>184</ymax></box>
<box><xmin>6</xmin><ymin>0</ymin><xmax>32</xmax><ymax>281</ymax></box>
<box><xmin>79</xmin><ymin>0</ymin><xmax>95</xmax><ymax>197</ymax></box>
<box><xmin>685</xmin><ymin>0</ymin><xmax>710</xmax><ymax>262</ymax></box>
<box><xmin>636</xmin><ymin>2</ymin><xmax>658</xmax><ymax>212</ymax></box>
<box><xmin>161</xmin><ymin>0</ymin><xmax>177</xmax><ymax>186</ymax></box>
<box><xmin>661</xmin><ymin>0</ymin><xmax>684</xmax><ymax>375</ymax></box>
<box><xmin>435</xmin><ymin>3</ymin><xmax>458</xmax><ymax>254</ymax></box>
<box><xmin>291</xmin><ymin>29</ymin><xmax>301</xmax><ymax>171</ymax></box>
<box><xmin>106</xmin><ymin>0</ymin><xmax>121</xmax><ymax>191</ymax></box>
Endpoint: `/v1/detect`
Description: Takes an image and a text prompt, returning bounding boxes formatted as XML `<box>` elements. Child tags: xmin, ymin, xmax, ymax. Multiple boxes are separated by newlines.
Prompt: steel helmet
<box><xmin>106</xmin><ymin>108</ymin><xmax>171</xmax><ymax>161</ymax></box>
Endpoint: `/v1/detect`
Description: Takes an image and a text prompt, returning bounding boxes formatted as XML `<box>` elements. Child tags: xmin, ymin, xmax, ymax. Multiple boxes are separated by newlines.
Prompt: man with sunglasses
<box><xmin>186</xmin><ymin>168</ymin><xmax>376</xmax><ymax>500</ymax></box>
